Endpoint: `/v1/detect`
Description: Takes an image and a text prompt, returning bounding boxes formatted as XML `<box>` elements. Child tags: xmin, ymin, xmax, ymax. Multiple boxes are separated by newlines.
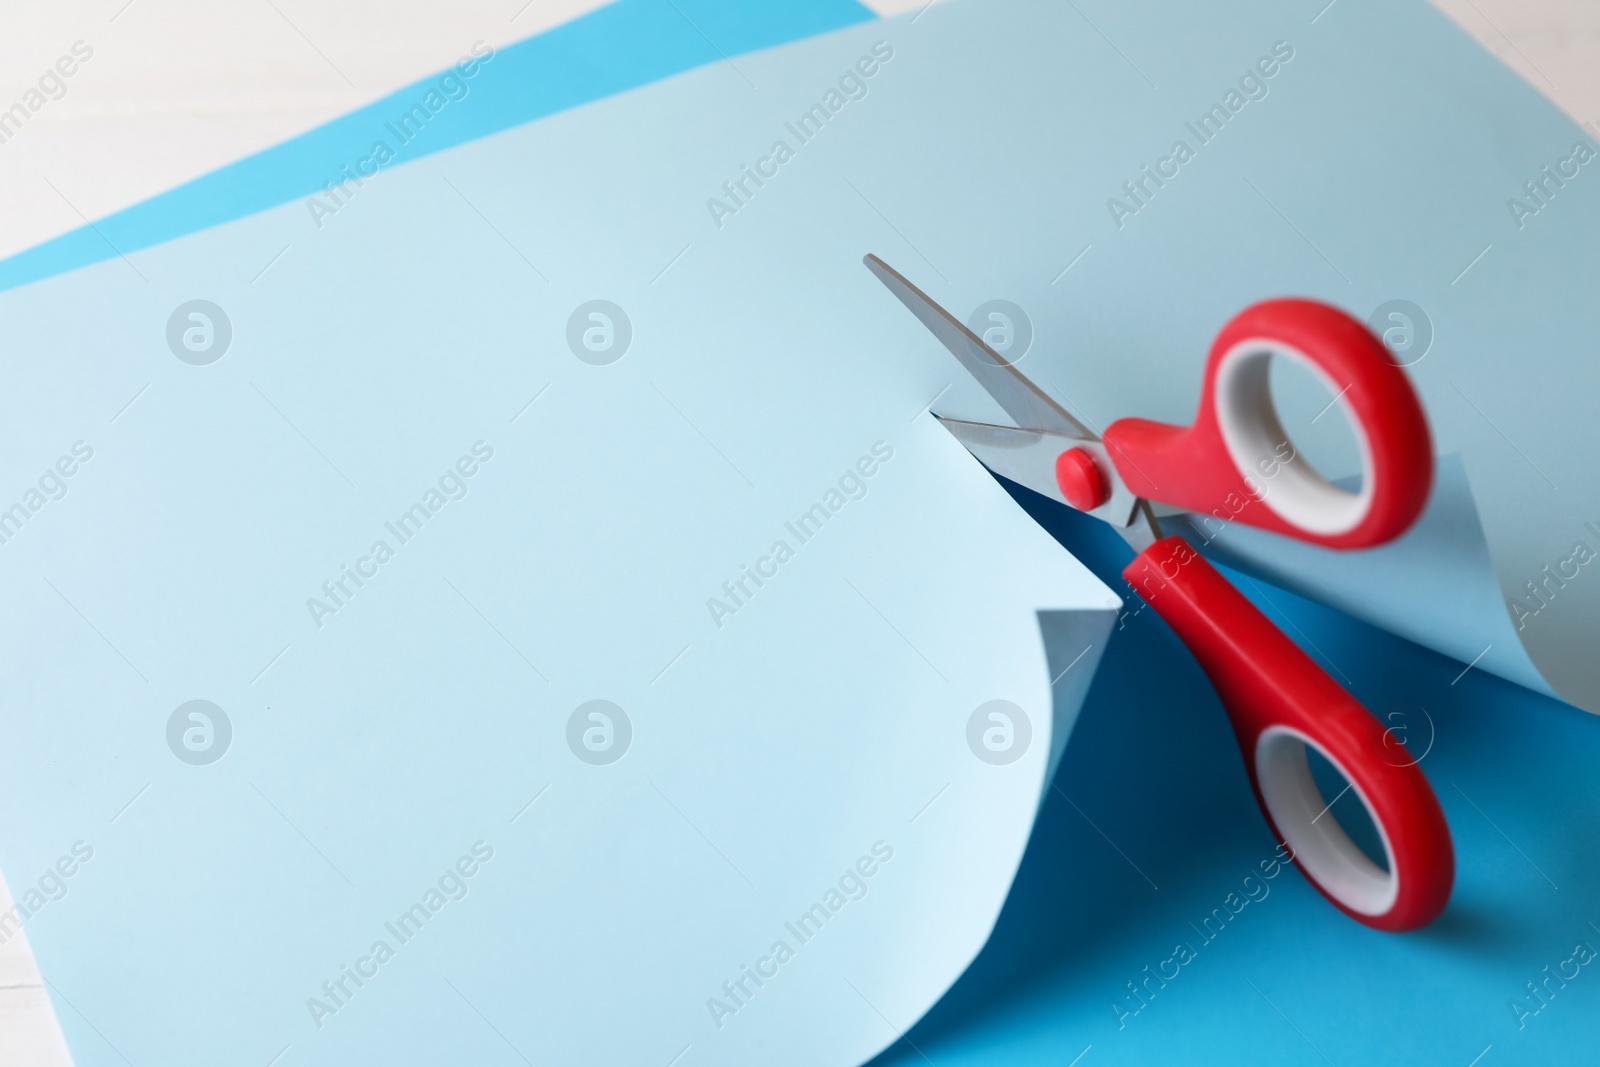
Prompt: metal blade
<box><xmin>935</xmin><ymin>416</ymin><xmax>1140</xmax><ymax>528</ymax></box>
<box><xmin>864</xmin><ymin>254</ymin><xmax>1094</xmax><ymax>440</ymax></box>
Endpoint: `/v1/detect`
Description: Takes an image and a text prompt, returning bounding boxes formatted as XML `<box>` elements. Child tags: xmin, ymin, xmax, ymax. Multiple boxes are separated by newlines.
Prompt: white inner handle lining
<box><xmin>1212</xmin><ymin>337</ymin><xmax>1375</xmax><ymax>537</ymax></box>
<box><xmin>1255</xmin><ymin>725</ymin><xmax>1398</xmax><ymax>917</ymax></box>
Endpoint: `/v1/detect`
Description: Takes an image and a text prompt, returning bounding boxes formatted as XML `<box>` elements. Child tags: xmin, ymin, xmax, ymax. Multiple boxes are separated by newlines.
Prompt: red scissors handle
<box><xmin>1126</xmin><ymin>537</ymin><xmax>1453</xmax><ymax>930</ymax></box>
<box><xmin>1103</xmin><ymin>299</ymin><xmax>1432</xmax><ymax>549</ymax></box>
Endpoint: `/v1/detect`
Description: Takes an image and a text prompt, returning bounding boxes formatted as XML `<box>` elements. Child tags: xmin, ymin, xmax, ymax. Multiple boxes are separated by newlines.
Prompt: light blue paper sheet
<box><xmin>874</xmin><ymin>0</ymin><xmax>1600</xmax><ymax>713</ymax></box>
<box><xmin>0</xmin><ymin>11</ymin><xmax>1123</xmax><ymax>1066</ymax></box>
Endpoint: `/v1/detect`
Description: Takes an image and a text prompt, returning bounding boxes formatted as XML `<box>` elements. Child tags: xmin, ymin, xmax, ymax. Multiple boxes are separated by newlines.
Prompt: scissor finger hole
<box><xmin>1255</xmin><ymin>726</ymin><xmax>1398</xmax><ymax>917</ymax></box>
<box><xmin>1213</xmin><ymin>339</ymin><xmax>1375</xmax><ymax>537</ymax></box>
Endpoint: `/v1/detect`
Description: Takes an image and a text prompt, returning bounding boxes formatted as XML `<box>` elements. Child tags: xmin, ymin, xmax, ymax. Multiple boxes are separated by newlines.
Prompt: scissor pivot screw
<box><xmin>1055</xmin><ymin>447</ymin><xmax>1109</xmax><ymax>512</ymax></box>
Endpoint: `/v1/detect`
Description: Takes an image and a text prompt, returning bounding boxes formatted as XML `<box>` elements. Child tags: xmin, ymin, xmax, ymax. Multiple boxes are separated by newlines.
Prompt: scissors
<box><xmin>865</xmin><ymin>254</ymin><xmax>1452</xmax><ymax>932</ymax></box>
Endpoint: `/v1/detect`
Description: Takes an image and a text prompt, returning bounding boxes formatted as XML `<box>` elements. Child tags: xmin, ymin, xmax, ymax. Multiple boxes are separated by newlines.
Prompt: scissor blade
<box><xmin>864</xmin><ymin>254</ymin><xmax>1094</xmax><ymax>440</ymax></box>
<box><xmin>935</xmin><ymin>415</ymin><xmax>1141</xmax><ymax>527</ymax></box>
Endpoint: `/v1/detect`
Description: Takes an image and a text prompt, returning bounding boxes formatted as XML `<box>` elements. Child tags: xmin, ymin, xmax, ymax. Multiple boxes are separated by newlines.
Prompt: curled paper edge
<box><xmin>1164</xmin><ymin>455</ymin><xmax>1561</xmax><ymax>706</ymax></box>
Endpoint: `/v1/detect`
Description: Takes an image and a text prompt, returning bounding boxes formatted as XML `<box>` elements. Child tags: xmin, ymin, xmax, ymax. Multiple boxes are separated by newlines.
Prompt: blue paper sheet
<box><xmin>875</xmin><ymin>482</ymin><xmax>1600</xmax><ymax>1067</ymax></box>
